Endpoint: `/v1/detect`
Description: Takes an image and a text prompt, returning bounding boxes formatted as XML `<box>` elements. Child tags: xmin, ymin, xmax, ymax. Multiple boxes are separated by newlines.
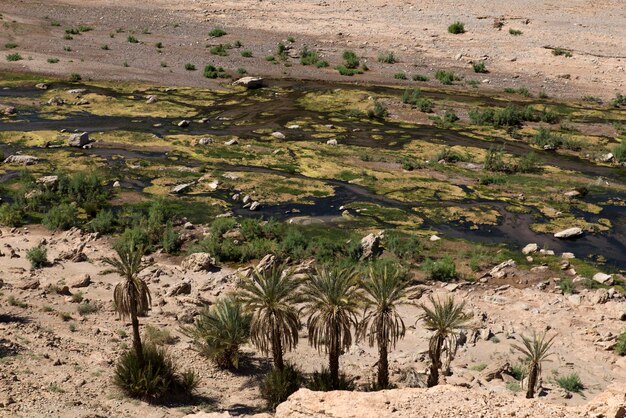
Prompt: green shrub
<box><xmin>422</xmin><ymin>256</ymin><xmax>456</xmax><ymax>281</ymax></box>
<box><xmin>6</xmin><ymin>53</ymin><xmax>22</xmax><ymax>62</ymax></box>
<box><xmin>308</xmin><ymin>367</ymin><xmax>356</xmax><ymax>391</ymax></box>
<box><xmin>203</xmin><ymin>64</ymin><xmax>229</xmax><ymax>79</ymax></box>
<box><xmin>556</xmin><ymin>373</ymin><xmax>583</xmax><ymax>393</ymax></box>
<box><xmin>241</xmin><ymin>49</ymin><xmax>253</xmax><ymax>58</ymax></box>
<box><xmin>469</xmin><ymin>105</ymin><xmax>539</xmax><ymax>127</ymax></box>
<box><xmin>184</xmin><ymin>297</ymin><xmax>250</xmax><ymax>369</ymax></box>
<box><xmin>260</xmin><ymin>364</ymin><xmax>304</xmax><ymax>410</ymax></box>
<box><xmin>0</xmin><ymin>204</ymin><xmax>25</xmax><ymax>227</ymax></box>
<box><xmin>509</xmin><ymin>29</ymin><xmax>523</xmax><ymax>36</ymax></box>
<box><xmin>8</xmin><ymin>295</ymin><xmax>28</xmax><ymax>308</ymax></box>
<box><xmin>88</xmin><ymin>209</ymin><xmax>115</xmax><ymax>234</ymax></box>
<box><xmin>69</xmin><ymin>73</ymin><xmax>81</xmax><ymax>82</ymax></box>
<box><xmin>144</xmin><ymin>325</ymin><xmax>178</xmax><ymax>346</ymax></box>
<box><xmin>402</xmin><ymin>88</ymin><xmax>421</xmax><ymax>104</ymax></box>
<box><xmin>127</xmin><ymin>35</ymin><xmax>139</xmax><ymax>44</ymax></box>
<box><xmin>300</xmin><ymin>46</ymin><xmax>322</xmax><ymax>66</ymax></box>
<box><xmin>184</xmin><ymin>63</ymin><xmax>196</xmax><ymax>71</ymax></box>
<box><xmin>510</xmin><ymin>364</ymin><xmax>525</xmax><ymax>381</ymax></box>
<box><xmin>43</xmin><ymin>203</ymin><xmax>77</xmax><ymax>230</ymax></box>
<box><xmin>210</xmin><ymin>44</ymin><xmax>228</xmax><ymax>56</ymax></box>
<box><xmin>435</xmin><ymin>70</ymin><xmax>457</xmax><ymax>85</ymax></box>
<box><xmin>532</xmin><ymin>128</ymin><xmax>563</xmax><ymax>150</ymax></box>
<box><xmin>448</xmin><ymin>21</ymin><xmax>465</xmax><ymax>34</ymax></box>
<box><xmin>413</xmin><ymin>74</ymin><xmax>429</xmax><ymax>82</ymax></box>
<box><xmin>393</xmin><ymin>72</ymin><xmax>407</xmax><ymax>80</ymax></box>
<box><xmin>47</xmin><ymin>57</ymin><xmax>60</xmax><ymax>64</ymax></box>
<box><xmin>613</xmin><ymin>142</ymin><xmax>626</xmax><ymax>163</ymax></box>
<box><xmin>435</xmin><ymin>146</ymin><xmax>468</xmax><ymax>163</ymax></box>
<box><xmin>26</xmin><ymin>246</ymin><xmax>48</xmax><ymax>269</ymax></box>
<box><xmin>614</xmin><ymin>331</ymin><xmax>626</xmax><ymax>356</ymax></box>
<box><xmin>114</xmin><ymin>344</ymin><xmax>200</xmax><ymax>401</ymax></box>
<box><xmin>209</xmin><ymin>28</ymin><xmax>227</xmax><ymax>37</ymax></box>
<box><xmin>378</xmin><ymin>51</ymin><xmax>397</xmax><ymax>64</ymax></box>
<box><xmin>367</xmin><ymin>101</ymin><xmax>388</xmax><ymax>120</ymax></box>
<box><xmin>77</xmin><ymin>302</ymin><xmax>98</xmax><ymax>316</ymax></box>
<box><xmin>342</xmin><ymin>50</ymin><xmax>360</xmax><ymax>69</ymax></box>
<box><xmin>416</xmin><ymin>98</ymin><xmax>434</xmax><ymax>113</ymax></box>
<box><xmin>315</xmin><ymin>60</ymin><xmax>329</xmax><ymax>68</ymax></box>
<box><xmin>336</xmin><ymin>65</ymin><xmax>362</xmax><ymax>76</ymax></box>
<box><xmin>4</xmin><ymin>43</ymin><xmax>17</xmax><ymax>49</ymax></box>
<box><xmin>385</xmin><ymin>231</ymin><xmax>422</xmax><ymax>260</ymax></box>
<box><xmin>472</xmin><ymin>61</ymin><xmax>487</xmax><ymax>73</ymax></box>
<box><xmin>506</xmin><ymin>382</ymin><xmax>522</xmax><ymax>392</ymax></box>
<box><xmin>516</xmin><ymin>152</ymin><xmax>539</xmax><ymax>173</ymax></box>
<box><xmin>552</xmin><ymin>48</ymin><xmax>572</xmax><ymax>57</ymax></box>
<box><xmin>484</xmin><ymin>146</ymin><xmax>509</xmax><ymax>172</ymax></box>
<box><xmin>161</xmin><ymin>222</ymin><xmax>181</xmax><ymax>254</ymax></box>
<box><xmin>155</xmin><ymin>42</ymin><xmax>163</xmax><ymax>49</ymax></box>
<box><xmin>559</xmin><ymin>278</ymin><xmax>575</xmax><ymax>294</ymax></box>
<box><xmin>611</xmin><ymin>93</ymin><xmax>626</xmax><ymax>108</ymax></box>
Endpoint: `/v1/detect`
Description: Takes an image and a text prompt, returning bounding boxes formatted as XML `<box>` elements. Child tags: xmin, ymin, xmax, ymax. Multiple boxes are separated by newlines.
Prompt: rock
<box><xmin>554</xmin><ymin>227</ymin><xmax>583</xmax><ymax>239</ymax></box>
<box><xmin>224</xmin><ymin>138</ymin><xmax>239</xmax><ymax>146</ymax></box>
<box><xmin>68</xmin><ymin>132</ymin><xmax>90</xmax><ymax>147</ymax></box>
<box><xmin>178</xmin><ymin>120</ymin><xmax>191</xmax><ymax>128</ymax></box>
<box><xmin>481</xmin><ymin>361</ymin><xmax>511</xmax><ymax>382</ymax></box>
<box><xmin>19</xmin><ymin>278</ymin><xmax>40</xmax><ymax>290</ymax></box>
<box><xmin>36</xmin><ymin>175</ymin><xmax>59</xmax><ymax>186</ymax></box>
<box><xmin>593</xmin><ymin>272</ymin><xmax>614</xmax><ymax>285</ymax></box>
<box><xmin>68</xmin><ymin>89</ymin><xmax>86</xmax><ymax>94</ymax></box>
<box><xmin>271</xmin><ymin>132</ymin><xmax>286</xmax><ymax>140</ymax></box>
<box><xmin>181</xmin><ymin>253</ymin><xmax>215</xmax><ymax>272</ymax></box>
<box><xmin>488</xmin><ymin>259</ymin><xmax>516</xmax><ymax>279</ymax></box>
<box><xmin>530</xmin><ymin>265</ymin><xmax>549</xmax><ymax>273</ymax></box>
<box><xmin>68</xmin><ymin>273</ymin><xmax>91</xmax><ymax>288</ymax></box>
<box><xmin>1</xmin><ymin>105</ymin><xmax>16</xmax><ymax>115</ymax></box>
<box><xmin>242</xmin><ymin>195</ymin><xmax>251</xmax><ymax>204</ymax></box>
<box><xmin>326</xmin><ymin>139</ymin><xmax>338</xmax><ymax>145</ymax></box>
<box><xmin>599</xmin><ymin>153</ymin><xmax>614</xmax><ymax>163</ymax></box>
<box><xmin>3</xmin><ymin>155</ymin><xmax>40</xmax><ymax>165</ymax></box>
<box><xmin>360</xmin><ymin>231</ymin><xmax>384</xmax><ymax>260</ymax></box>
<box><xmin>113</xmin><ymin>180</ymin><xmax>121</xmax><ymax>187</ymax></box>
<box><xmin>561</xmin><ymin>252</ymin><xmax>575</xmax><ymax>259</ymax></box>
<box><xmin>590</xmin><ymin>289</ymin><xmax>609</xmax><ymax>304</ymax></box>
<box><xmin>168</xmin><ymin>281</ymin><xmax>192</xmax><ymax>296</ymax></box>
<box><xmin>35</xmin><ymin>83</ymin><xmax>49</xmax><ymax>90</ymax></box>
<box><xmin>522</xmin><ymin>243</ymin><xmax>538</xmax><ymax>255</ymax></box>
<box><xmin>249</xmin><ymin>201</ymin><xmax>260</xmax><ymax>211</ymax></box>
<box><xmin>145</xmin><ymin>95</ymin><xmax>158</xmax><ymax>104</ymax></box>
<box><xmin>256</xmin><ymin>254</ymin><xmax>278</xmax><ymax>272</ymax></box>
<box><xmin>539</xmin><ymin>249</ymin><xmax>555</xmax><ymax>256</ymax></box>
<box><xmin>564</xmin><ymin>190</ymin><xmax>581</xmax><ymax>198</ymax></box>
<box><xmin>183</xmin><ymin>221</ymin><xmax>194</xmax><ymax>230</ymax></box>
<box><xmin>429</xmin><ymin>235</ymin><xmax>441</xmax><ymax>242</ymax></box>
<box><xmin>232</xmin><ymin>76</ymin><xmax>264</xmax><ymax>89</ymax></box>
<box><xmin>171</xmin><ymin>182</ymin><xmax>194</xmax><ymax>194</ymax></box>
<box><xmin>198</xmin><ymin>137</ymin><xmax>213</xmax><ymax>145</ymax></box>
<box><xmin>47</xmin><ymin>96</ymin><xmax>65</xmax><ymax>106</ymax></box>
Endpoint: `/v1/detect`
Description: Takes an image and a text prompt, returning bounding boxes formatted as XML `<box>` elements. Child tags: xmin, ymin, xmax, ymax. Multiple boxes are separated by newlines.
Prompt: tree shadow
<box><xmin>0</xmin><ymin>313</ymin><xmax>30</xmax><ymax>324</ymax></box>
<box><xmin>0</xmin><ymin>338</ymin><xmax>23</xmax><ymax>358</ymax></box>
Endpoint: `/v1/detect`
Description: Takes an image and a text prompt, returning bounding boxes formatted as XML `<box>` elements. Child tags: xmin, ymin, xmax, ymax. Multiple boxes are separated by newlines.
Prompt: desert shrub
<box><xmin>6</xmin><ymin>53</ymin><xmax>22</xmax><ymax>62</ymax></box>
<box><xmin>71</xmin><ymin>292</ymin><xmax>84</xmax><ymax>303</ymax></box>
<box><xmin>413</xmin><ymin>74</ymin><xmax>429</xmax><ymax>82</ymax></box>
<box><xmin>378</xmin><ymin>51</ymin><xmax>397</xmax><ymax>63</ymax></box>
<box><xmin>469</xmin><ymin>105</ymin><xmax>538</xmax><ymax>128</ymax></box>
<box><xmin>556</xmin><ymin>373</ymin><xmax>583</xmax><ymax>393</ymax></box>
<box><xmin>509</xmin><ymin>29</ymin><xmax>523</xmax><ymax>36</ymax></box>
<box><xmin>613</xmin><ymin>142</ymin><xmax>626</xmax><ymax>163</ymax></box>
<box><xmin>385</xmin><ymin>231</ymin><xmax>422</xmax><ymax>260</ymax></box>
<box><xmin>68</xmin><ymin>73</ymin><xmax>81</xmax><ymax>82</ymax></box>
<box><xmin>435</xmin><ymin>70</ymin><xmax>457</xmax><ymax>85</ymax></box>
<box><xmin>393</xmin><ymin>72</ymin><xmax>407</xmax><ymax>80</ymax></box>
<box><xmin>203</xmin><ymin>64</ymin><xmax>229</xmax><ymax>79</ymax></box>
<box><xmin>47</xmin><ymin>57</ymin><xmax>60</xmax><ymax>64</ymax></box>
<box><xmin>161</xmin><ymin>222</ymin><xmax>181</xmax><ymax>254</ymax></box>
<box><xmin>77</xmin><ymin>301</ymin><xmax>99</xmax><ymax>316</ymax></box>
<box><xmin>559</xmin><ymin>278</ymin><xmax>575</xmax><ymax>294</ymax></box>
<box><xmin>88</xmin><ymin>209</ymin><xmax>115</xmax><ymax>234</ymax></box>
<box><xmin>308</xmin><ymin>367</ymin><xmax>356</xmax><ymax>391</ymax></box>
<box><xmin>183</xmin><ymin>297</ymin><xmax>250</xmax><ymax>369</ymax></box>
<box><xmin>484</xmin><ymin>146</ymin><xmax>509</xmax><ymax>172</ymax></box>
<box><xmin>114</xmin><ymin>344</ymin><xmax>200</xmax><ymax>401</ymax></box>
<box><xmin>469</xmin><ymin>363</ymin><xmax>487</xmax><ymax>371</ymax></box>
<box><xmin>614</xmin><ymin>331</ymin><xmax>626</xmax><ymax>356</ymax></box>
<box><xmin>210</xmin><ymin>44</ymin><xmax>228</xmax><ymax>56</ymax></box>
<box><xmin>532</xmin><ymin>128</ymin><xmax>563</xmax><ymax>150</ymax></box>
<box><xmin>506</xmin><ymin>382</ymin><xmax>522</xmax><ymax>392</ymax></box>
<box><xmin>610</xmin><ymin>93</ymin><xmax>626</xmax><ymax>108</ymax></box>
<box><xmin>516</xmin><ymin>152</ymin><xmax>540</xmax><ymax>173</ymax></box>
<box><xmin>552</xmin><ymin>48</ymin><xmax>572</xmax><ymax>57</ymax></box>
<box><xmin>337</xmin><ymin>65</ymin><xmax>362</xmax><ymax>76</ymax></box>
<box><xmin>127</xmin><ymin>35</ymin><xmax>138</xmax><ymax>43</ymax></box>
<box><xmin>43</xmin><ymin>203</ymin><xmax>77</xmax><ymax>230</ymax></box>
<box><xmin>416</xmin><ymin>98</ymin><xmax>434</xmax><ymax>113</ymax></box>
<box><xmin>115</xmin><ymin>226</ymin><xmax>150</xmax><ymax>252</ymax></box>
<box><xmin>448</xmin><ymin>21</ymin><xmax>465</xmax><ymax>34</ymax></box>
<box><xmin>300</xmin><ymin>46</ymin><xmax>322</xmax><ymax>66</ymax></box>
<box><xmin>443</xmin><ymin>110</ymin><xmax>459</xmax><ymax>123</ymax></box>
<box><xmin>26</xmin><ymin>246</ymin><xmax>48</xmax><ymax>269</ymax></box>
<box><xmin>473</xmin><ymin>61</ymin><xmax>487</xmax><ymax>73</ymax></box>
<box><xmin>5</xmin><ymin>43</ymin><xmax>18</xmax><ymax>49</ymax></box>
<box><xmin>510</xmin><ymin>364</ymin><xmax>525</xmax><ymax>380</ymax></box>
<box><xmin>184</xmin><ymin>63</ymin><xmax>196</xmax><ymax>71</ymax></box>
<box><xmin>402</xmin><ymin>88</ymin><xmax>421</xmax><ymax>104</ymax></box>
<box><xmin>368</xmin><ymin>101</ymin><xmax>388</xmax><ymax>120</ymax></box>
<box><xmin>241</xmin><ymin>49</ymin><xmax>252</xmax><ymax>58</ymax></box>
<box><xmin>209</xmin><ymin>28</ymin><xmax>227</xmax><ymax>37</ymax></box>
<box><xmin>0</xmin><ymin>204</ymin><xmax>25</xmax><ymax>227</ymax></box>
<box><xmin>435</xmin><ymin>146</ymin><xmax>468</xmax><ymax>163</ymax></box>
<box><xmin>342</xmin><ymin>50</ymin><xmax>360</xmax><ymax>69</ymax></box>
<box><xmin>478</xmin><ymin>174</ymin><xmax>507</xmax><ymax>186</ymax></box>
<box><xmin>259</xmin><ymin>364</ymin><xmax>304</xmax><ymax>410</ymax></box>
<box><xmin>8</xmin><ymin>296</ymin><xmax>27</xmax><ymax>308</ymax></box>
<box><xmin>421</xmin><ymin>256</ymin><xmax>456</xmax><ymax>281</ymax></box>
<box><xmin>144</xmin><ymin>325</ymin><xmax>178</xmax><ymax>346</ymax></box>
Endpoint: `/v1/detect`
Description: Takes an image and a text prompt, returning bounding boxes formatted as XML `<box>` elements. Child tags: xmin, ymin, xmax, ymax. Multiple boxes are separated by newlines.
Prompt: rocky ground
<box><xmin>0</xmin><ymin>0</ymin><xmax>624</xmax><ymax>99</ymax></box>
<box><xmin>0</xmin><ymin>225</ymin><xmax>624</xmax><ymax>417</ymax></box>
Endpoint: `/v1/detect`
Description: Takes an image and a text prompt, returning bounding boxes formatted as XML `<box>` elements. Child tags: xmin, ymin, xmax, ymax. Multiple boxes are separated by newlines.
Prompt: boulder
<box><xmin>256</xmin><ymin>254</ymin><xmax>278</xmax><ymax>272</ymax></box>
<box><xmin>224</xmin><ymin>138</ymin><xmax>239</xmax><ymax>146</ymax></box>
<box><xmin>68</xmin><ymin>273</ymin><xmax>91</xmax><ymax>288</ymax></box>
<box><xmin>171</xmin><ymin>182</ymin><xmax>194</xmax><ymax>194</ymax></box>
<box><xmin>271</xmin><ymin>132</ymin><xmax>286</xmax><ymax>140</ymax></box>
<box><xmin>19</xmin><ymin>278</ymin><xmax>40</xmax><ymax>290</ymax></box>
<box><xmin>590</xmin><ymin>289</ymin><xmax>610</xmax><ymax>304</ymax></box>
<box><xmin>145</xmin><ymin>95</ymin><xmax>158</xmax><ymax>104</ymax></box>
<box><xmin>554</xmin><ymin>227</ymin><xmax>583</xmax><ymax>239</ymax></box>
<box><xmin>522</xmin><ymin>243</ymin><xmax>538</xmax><ymax>255</ymax></box>
<box><xmin>3</xmin><ymin>155</ymin><xmax>40</xmax><ymax>165</ymax></box>
<box><xmin>232</xmin><ymin>76</ymin><xmax>264</xmax><ymax>89</ymax></box>
<box><xmin>36</xmin><ymin>175</ymin><xmax>59</xmax><ymax>186</ymax></box>
<box><xmin>360</xmin><ymin>231</ymin><xmax>384</xmax><ymax>260</ymax></box>
<box><xmin>593</xmin><ymin>272</ymin><xmax>614</xmax><ymax>285</ymax></box>
<box><xmin>249</xmin><ymin>201</ymin><xmax>260</xmax><ymax>211</ymax></box>
<box><xmin>599</xmin><ymin>153</ymin><xmax>614</xmax><ymax>163</ymax></box>
<box><xmin>181</xmin><ymin>253</ymin><xmax>215</xmax><ymax>272</ymax></box>
<box><xmin>429</xmin><ymin>235</ymin><xmax>441</xmax><ymax>242</ymax></box>
<box><xmin>1</xmin><ymin>105</ymin><xmax>16</xmax><ymax>115</ymax></box>
<box><xmin>326</xmin><ymin>139</ymin><xmax>338</xmax><ymax>145</ymax></box>
<box><xmin>178</xmin><ymin>120</ymin><xmax>190</xmax><ymax>128</ymax></box>
<box><xmin>481</xmin><ymin>361</ymin><xmax>511</xmax><ymax>382</ymax></box>
<box><xmin>168</xmin><ymin>281</ymin><xmax>192</xmax><ymax>296</ymax></box>
<box><xmin>35</xmin><ymin>83</ymin><xmax>49</xmax><ymax>90</ymax></box>
<box><xmin>47</xmin><ymin>96</ymin><xmax>65</xmax><ymax>106</ymax></box>
<box><xmin>68</xmin><ymin>132</ymin><xmax>90</xmax><ymax>147</ymax></box>
<box><xmin>488</xmin><ymin>259</ymin><xmax>516</xmax><ymax>279</ymax></box>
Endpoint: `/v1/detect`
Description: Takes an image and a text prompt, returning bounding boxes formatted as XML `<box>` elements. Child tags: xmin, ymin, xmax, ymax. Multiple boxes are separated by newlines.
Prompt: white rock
<box><xmin>429</xmin><ymin>235</ymin><xmax>441</xmax><ymax>242</ymax></box>
<box><xmin>522</xmin><ymin>243</ymin><xmax>538</xmax><ymax>255</ymax></box>
<box><xmin>554</xmin><ymin>227</ymin><xmax>583</xmax><ymax>239</ymax></box>
<box><xmin>593</xmin><ymin>273</ymin><xmax>614</xmax><ymax>285</ymax></box>
<box><xmin>326</xmin><ymin>139</ymin><xmax>338</xmax><ymax>145</ymax></box>
<box><xmin>271</xmin><ymin>132</ymin><xmax>286</xmax><ymax>140</ymax></box>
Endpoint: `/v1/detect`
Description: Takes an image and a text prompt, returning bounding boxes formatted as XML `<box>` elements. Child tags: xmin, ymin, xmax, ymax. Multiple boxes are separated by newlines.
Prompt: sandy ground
<box><xmin>0</xmin><ymin>0</ymin><xmax>624</xmax><ymax>99</ymax></box>
<box><xmin>0</xmin><ymin>226</ymin><xmax>625</xmax><ymax>417</ymax></box>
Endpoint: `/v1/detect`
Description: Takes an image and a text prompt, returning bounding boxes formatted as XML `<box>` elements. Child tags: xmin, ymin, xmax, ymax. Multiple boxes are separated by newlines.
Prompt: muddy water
<box><xmin>1</xmin><ymin>80</ymin><xmax>625</xmax><ymax>269</ymax></box>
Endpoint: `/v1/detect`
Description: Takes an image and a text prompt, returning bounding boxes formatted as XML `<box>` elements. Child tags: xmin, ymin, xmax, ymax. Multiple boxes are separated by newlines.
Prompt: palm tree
<box><xmin>419</xmin><ymin>295</ymin><xmax>471</xmax><ymax>387</ymax></box>
<box><xmin>358</xmin><ymin>265</ymin><xmax>411</xmax><ymax>389</ymax></box>
<box><xmin>237</xmin><ymin>265</ymin><xmax>301</xmax><ymax>371</ymax></box>
<box><xmin>183</xmin><ymin>296</ymin><xmax>251</xmax><ymax>369</ymax></box>
<box><xmin>301</xmin><ymin>265</ymin><xmax>361</xmax><ymax>389</ymax></box>
<box><xmin>512</xmin><ymin>330</ymin><xmax>556</xmax><ymax>398</ymax></box>
<box><xmin>103</xmin><ymin>240</ymin><xmax>152</xmax><ymax>365</ymax></box>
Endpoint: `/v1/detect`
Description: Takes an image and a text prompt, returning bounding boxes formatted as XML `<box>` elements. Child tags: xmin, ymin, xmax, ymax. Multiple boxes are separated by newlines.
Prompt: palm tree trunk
<box><xmin>377</xmin><ymin>336</ymin><xmax>389</xmax><ymax>389</ymax></box>
<box><xmin>272</xmin><ymin>324</ymin><xmax>284</xmax><ymax>371</ymax></box>
<box><xmin>130</xmin><ymin>287</ymin><xmax>144</xmax><ymax>366</ymax></box>
<box><xmin>526</xmin><ymin>364</ymin><xmax>537</xmax><ymax>398</ymax></box>
<box><xmin>329</xmin><ymin>330</ymin><xmax>340</xmax><ymax>389</ymax></box>
<box><xmin>427</xmin><ymin>335</ymin><xmax>443</xmax><ymax>387</ymax></box>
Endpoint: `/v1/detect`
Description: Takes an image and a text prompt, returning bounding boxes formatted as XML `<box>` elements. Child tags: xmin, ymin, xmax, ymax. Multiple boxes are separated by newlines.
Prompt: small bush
<box><xmin>208</xmin><ymin>28</ymin><xmax>227</xmax><ymax>37</ymax></box>
<box><xmin>161</xmin><ymin>222</ymin><xmax>181</xmax><ymax>254</ymax></box>
<box><xmin>26</xmin><ymin>246</ymin><xmax>48</xmax><ymax>269</ymax></box>
<box><xmin>114</xmin><ymin>344</ymin><xmax>200</xmax><ymax>401</ymax></box>
<box><xmin>611</xmin><ymin>93</ymin><xmax>626</xmax><ymax>108</ymax></box>
<box><xmin>509</xmin><ymin>29</ymin><xmax>523</xmax><ymax>36</ymax></box>
<box><xmin>337</xmin><ymin>65</ymin><xmax>362</xmax><ymax>76</ymax></box>
<box><xmin>4</xmin><ymin>43</ymin><xmax>18</xmax><ymax>49</ymax></box>
<box><xmin>473</xmin><ymin>61</ymin><xmax>487</xmax><ymax>73</ymax></box>
<box><xmin>613</xmin><ymin>331</ymin><xmax>626</xmax><ymax>356</ymax></box>
<box><xmin>613</xmin><ymin>142</ymin><xmax>626</xmax><ymax>163</ymax></box>
<box><xmin>8</xmin><ymin>295</ymin><xmax>27</xmax><ymax>308</ymax></box>
<box><xmin>127</xmin><ymin>35</ymin><xmax>139</xmax><ymax>44</ymax></box>
<box><xmin>506</xmin><ymin>382</ymin><xmax>522</xmax><ymax>392</ymax></box>
<box><xmin>71</xmin><ymin>292</ymin><xmax>84</xmax><ymax>303</ymax></box>
<box><xmin>308</xmin><ymin>367</ymin><xmax>356</xmax><ymax>391</ymax></box>
<box><xmin>421</xmin><ymin>256</ymin><xmax>456</xmax><ymax>281</ymax></box>
<box><xmin>393</xmin><ymin>72</ymin><xmax>407</xmax><ymax>80</ymax></box>
<box><xmin>532</xmin><ymin>128</ymin><xmax>563</xmax><ymax>150</ymax></box>
<box><xmin>367</xmin><ymin>101</ymin><xmax>388</xmax><ymax>120</ymax></box>
<box><xmin>552</xmin><ymin>48</ymin><xmax>572</xmax><ymax>57</ymax></box>
<box><xmin>69</xmin><ymin>73</ymin><xmax>81</xmax><ymax>82</ymax></box>
<box><xmin>300</xmin><ymin>46</ymin><xmax>321</xmax><ymax>66</ymax></box>
<box><xmin>469</xmin><ymin>363</ymin><xmax>487</xmax><ymax>372</ymax></box>
<box><xmin>435</xmin><ymin>146</ymin><xmax>468</xmax><ymax>163</ymax></box>
<box><xmin>6</xmin><ymin>53</ymin><xmax>22</xmax><ymax>62</ymax></box>
<box><xmin>144</xmin><ymin>325</ymin><xmax>178</xmax><ymax>346</ymax></box>
<box><xmin>259</xmin><ymin>364</ymin><xmax>303</xmax><ymax>410</ymax></box>
<box><xmin>210</xmin><ymin>44</ymin><xmax>228</xmax><ymax>56</ymax></box>
<box><xmin>43</xmin><ymin>203</ymin><xmax>77</xmax><ymax>230</ymax></box>
<box><xmin>510</xmin><ymin>364</ymin><xmax>525</xmax><ymax>381</ymax></box>
<box><xmin>484</xmin><ymin>146</ymin><xmax>509</xmax><ymax>172</ymax></box>
<box><xmin>47</xmin><ymin>57</ymin><xmax>60</xmax><ymax>64</ymax></box>
<box><xmin>203</xmin><ymin>64</ymin><xmax>229</xmax><ymax>79</ymax></box>
<box><xmin>241</xmin><ymin>49</ymin><xmax>253</xmax><ymax>58</ymax></box>
<box><xmin>413</xmin><ymin>74</ymin><xmax>429</xmax><ymax>82</ymax></box>
<box><xmin>559</xmin><ymin>278</ymin><xmax>575</xmax><ymax>294</ymax></box>
<box><xmin>556</xmin><ymin>373</ymin><xmax>583</xmax><ymax>393</ymax></box>
<box><xmin>435</xmin><ymin>70</ymin><xmax>457</xmax><ymax>85</ymax></box>
<box><xmin>516</xmin><ymin>152</ymin><xmax>540</xmax><ymax>173</ymax></box>
<box><xmin>342</xmin><ymin>50</ymin><xmax>360</xmax><ymax>69</ymax></box>
<box><xmin>101</xmin><ymin>44</ymin><xmax>109</xmax><ymax>50</ymax></box>
<box><xmin>88</xmin><ymin>209</ymin><xmax>115</xmax><ymax>234</ymax></box>
<box><xmin>448</xmin><ymin>21</ymin><xmax>465</xmax><ymax>34</ymax></box>
<box><xmin>0</xmin><ymin>204</ymin><xmax>25</xmax><ymax>227</ymax></box>
<box><xmin>416</xmin><ymin>98</ymin><xmax>434</xmax><ymax>113</ymax></box>
<box><xmin>184</xmin><ymin>63</ymin><xmax>196</xmax><ymax>71</ymax></box>
<box><xmin>378</xmin><ymin>51</ymin><xmax>397</xmax><ymax>64</ymax></box>
<box><xmin>77</xmin><ymin>302</ymin><xmax>99</xmax><ymax>316</ymax></box>
<box><xmin>385</xmin><ymin>231</ymin><xmax>422</xmax><ymax>260</ymax></box>
<box><xmin>155</xmin><ymin>42</ymin><xmax>163</xmax><ymax>49</ymax></box>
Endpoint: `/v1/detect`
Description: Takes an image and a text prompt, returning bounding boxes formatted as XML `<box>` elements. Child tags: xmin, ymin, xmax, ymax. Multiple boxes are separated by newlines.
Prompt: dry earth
<box><xmin>0</xmin><ymin>0</ymin><xmax>625</xmax><ymax>98</ymax></box>
<box><xmin>0</xmin><ymin>225</ymin><xmax>625</xmax><ymax>417</ymax></box>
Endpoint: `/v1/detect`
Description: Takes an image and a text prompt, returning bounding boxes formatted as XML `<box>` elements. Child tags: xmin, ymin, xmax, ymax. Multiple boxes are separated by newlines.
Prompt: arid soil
<box><xmin>0</xmin><ymin>226</ymin><xmax>624</xmax><ymax>417</ymax></box>
<box><xmin>0</xmin><ymin>0</ymin><xmax>625</xmax><ymax>99</ymax></box>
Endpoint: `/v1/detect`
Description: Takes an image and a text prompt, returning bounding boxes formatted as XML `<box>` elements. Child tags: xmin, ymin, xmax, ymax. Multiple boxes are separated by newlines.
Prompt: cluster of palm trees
<box><xmin>104</xmin><ymin>242</ymin><xmax>556</xmax><ymax>398</ymax></box>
